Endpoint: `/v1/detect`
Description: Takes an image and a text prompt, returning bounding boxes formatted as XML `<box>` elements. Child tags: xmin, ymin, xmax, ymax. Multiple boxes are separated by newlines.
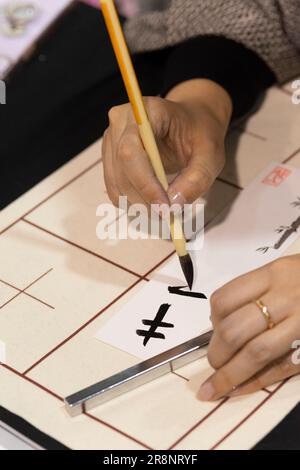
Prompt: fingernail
<box><xmin>168</xmin><ymin>191</ymin><xmax>186</xmax><ymax>209</ymax></box>
<box><xmin>229</xmin><ymin>386</ymin><xmax>241</xmax><ymax>397</ymax></box>
<box><xmin>198</xmin><ymin>380</ymin><xmax>216</xmax><ymax>401</ymax></box>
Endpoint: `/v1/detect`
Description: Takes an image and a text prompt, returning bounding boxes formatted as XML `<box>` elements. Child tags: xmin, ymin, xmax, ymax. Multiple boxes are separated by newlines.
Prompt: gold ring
<box><xmin>255</xmin><ymin>299</ymin><xmax>275</xmax><ymax>330</ymax></box>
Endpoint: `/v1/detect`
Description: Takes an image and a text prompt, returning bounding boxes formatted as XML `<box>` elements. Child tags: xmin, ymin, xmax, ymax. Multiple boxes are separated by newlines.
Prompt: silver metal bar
<box><xmin>65</xmin><ymin>331</ymin><xmax>212</xmax><ymax>416</ymax></box>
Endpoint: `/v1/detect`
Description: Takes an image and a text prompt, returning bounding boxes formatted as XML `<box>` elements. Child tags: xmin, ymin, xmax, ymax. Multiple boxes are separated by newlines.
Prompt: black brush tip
<box><xmin>179</xmin><ymin>254</ymin><xmax>194</xmax><ymax>290</ymax></box>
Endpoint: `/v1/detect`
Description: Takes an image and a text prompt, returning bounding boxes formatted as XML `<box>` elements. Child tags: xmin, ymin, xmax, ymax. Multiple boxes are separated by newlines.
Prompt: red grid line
<box><xmin>1</xmin><ymin>203</ymin><xmax>177</xmax><ymax>377</ymax></box>
<box><xmin>22</xmin><ymin>277</ymin><xmax>144</xmax><ymax>376</ymax></box>
<box><xmin>85</xmin><ymin>412</ymin><xmax>152</xmax><ymax>450</ymax></box>
<box><xmin>171</xmin><ymin>371</ymin><xmax>189</xmax><ymax>381</ymax></box>
<box><xmin>210</xmin><ymin>379</ymin><xmax>288</xmax><ymax>450</ymax></box>
<box><xmin>169</xmin><ymin>398</ymin><xmax>228</xmax><ymax>449</ymax></box>
<box><xmin>22</xmin><ymin>219</ymin><xmax>143</xmax><ymax>280</ymax></box>
<box><xmin>169</xmin><ymin>363</ymin><xmax>189</xmax><ymax>382</ymax></box>
<box><xmin>143</xmin><ymin>250</ymin><xmax>176</xmax><ymax>278</ymax></box>
<box><xmin>0</xmin><ymin>159</ymin><xmax>101</xmax><ymax>237</ymax></box>
<box><xmin>2</xmin><ymin>357</ymin><xmax>293</xmax><ymax>451</ymax></box>
<box><xmin>0</xmin><ymin>269</ymin><xmax>54</xmax><ymax>310</ymax></box>
<box><xmin>21</xmin><ymin>217</ymin><xmax>180</xmax><ymax>283</ymax></box>
<box><xmin>0</xmin><ymin>279</ymin><xmax>54</xmax><ymax>309</ymax></box>
<box><xmin>283</xmin><ymin>146</ymin><xmax>300</xmax><ymax>164</ymax></box>
<box><xmin>0</xmin><ymin>291</ymin><xmax>23</xmax><ymax>310</ymax></box>
<box><xmin>0</xmin><ymin>149</ymin><xmax>299</xmax><ymax>449</ymax></box>
<box><xmin>238</xmin><ymin>129</ymin><xmax>267</xmax><ymax>142</ymax></box>
<box><xmin>2</xmin><ymin>363</ymin><xmax>62</xmax><ymax>402</ymax></box>
<box><xmin>0</xmin><ymin>150</ymin><xmax>254</xmax><ymax>388</ymax></box>
<box><xmin>216</xmin><ymin>177</ymin><xmax>242</xmax><ymax>191</ymax></box>
<box><xmin>17</xmin><ymin>180</ymin><xmax>246</xmax><ymax>377</ymax></box>
<box><xmin>169</xmin><ymin>380</ymin><xmax>285</xmax><ymax>450</ymax></box>
<box><xmin>1</xmin><ymin>363</ymin><xmax>149</xmax><ymax>449</ymax></box>
<box><xmin>217</xmin><ymin>144</ymin><xmax>300</xmax><ymax>190</ymax></box>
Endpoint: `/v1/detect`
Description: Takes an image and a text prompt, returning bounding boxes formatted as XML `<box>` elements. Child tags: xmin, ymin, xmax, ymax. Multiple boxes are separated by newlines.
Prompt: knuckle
<box><xmin>269</xmin><ymin>256</ymin><xmax>300</xmax><ymax>290</ymax></box>
<box><xmin>270</xmin><ymin>257</ymin><xmax>291</xmax><ymax>275</ymax></box>
<box><xmin>210</xmin><ymin>290</ymin><xmax>223</xmax><ymax>315</ymax></box>
<box><xmin>217</xmin><ymin>321</ymin><xmax>238</xmax><ymax>346</ymax></box>
<box><xmin>146</xmin><ymin>97</ymin><xmax>167</xmax><ymax>125</ymax></box>
<box><xmin>108</xmin><ymin>106</ymin><xmax>118</xmax><ymax>123</ymax></box>
<box><xmin>206</xmin><ymin>139</ymin><xmax>222</xmax><ymax>158</ymax></box>
<box><xmin>216</xmin><ymin>368</ymin><xmax>234</xmax><ymax>390</ymax></box>
<box><xmin>102</xmin><ymin>130</ymin><xmax>109</xmax><ymax>157</ymax></box>
<box><xmin>249</xmin><ymin>377</ymin><xmax>264</xmax><ymax>391</ymax></box>
<box><xmin>215</xmin><ymin>148</ymin><xmax>226</xmax><ymax>173</ymax></box>
<box><xmin>107</xmin><ymin>188</ymin><xmax>118</xmax><ymax>207</ymax></box>
<box><xmin>200</xmin><ymin>168</ymin><xmax>214</xmax><ymax>192</ymax></box>
<box><xmin>146</xmin><ymin>96</ymin><xmax>163</xmax><ymax>113</ymax></box>
<box><xmin>246</xmin><ymin>340</ymin><xmax>271</xmax><ymax>366</ymax></box>
<box><xmin>137</xmin><ymin>177</ymin><xmax>159</xmax><ymax>201</ymax></box>
<box><xmin>103</xmin><ymin>172</ymin><xmax>119</xmax><ymax>207</ymax></box>
<box><xmin>108</xmin><ymin>105</ymin><xmax>124</xmax><ymax>124</ymax></box>
<box><xmin>190</xmin><ymin>166</ymin><xmax>214</xmax><ymax>195</ymax></box>
<box><xmin>210</xmin><ymin>311</ymin><xmax>217</xmax><ymax>327</ymax></box>
<box><xmin>277</xmin><ymin>357</ymin><xmax>293</xmax><ymax>376</ymax></box>
<box><xmin>118</xmin><ymin>136</ymin><xmax>136</xmax><ymax>163</ymax></box>
<box><xmin>207</xmin><ymin>349</ymin><xmax>218</xmax><ymax>369</ymax></box>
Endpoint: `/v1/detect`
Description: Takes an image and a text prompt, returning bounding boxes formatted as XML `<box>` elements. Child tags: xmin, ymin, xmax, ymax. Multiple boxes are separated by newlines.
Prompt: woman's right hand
<box><xmin>102</xmin><ymin>78</ymin><xmax>232</xmax><ymax>210</ymax></box>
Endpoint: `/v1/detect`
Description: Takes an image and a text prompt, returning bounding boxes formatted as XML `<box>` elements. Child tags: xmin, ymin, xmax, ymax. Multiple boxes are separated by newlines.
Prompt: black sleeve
<box><xmin>160</xmin><ymin>35</ymin><xmax>276</xmax><ymax>120</ymax></box>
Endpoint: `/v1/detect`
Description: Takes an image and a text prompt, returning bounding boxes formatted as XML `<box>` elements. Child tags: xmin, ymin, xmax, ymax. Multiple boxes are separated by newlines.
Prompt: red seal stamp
<box><xmin>262</xmin><ymin>166</ymin><xmax>291</xmax><ymax>187</ymax></box>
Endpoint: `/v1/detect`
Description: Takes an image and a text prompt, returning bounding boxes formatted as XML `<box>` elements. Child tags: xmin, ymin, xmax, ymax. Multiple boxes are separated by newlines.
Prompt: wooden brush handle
<box><xmin>100</xmin><ymin>0</ymin><xmax>187</xmax><ymax>257</ymax></box>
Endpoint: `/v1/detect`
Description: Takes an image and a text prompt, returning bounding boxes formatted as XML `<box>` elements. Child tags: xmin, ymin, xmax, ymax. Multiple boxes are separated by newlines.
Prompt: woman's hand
<box><xmin>198</xmin><ymin>255</ymin><xmax>300</xmax><ymax>401</ymax></box>
<box><xmin>102</xmin><ymin>79</ymin><xmax>232</xmax><ymax>209</ymax></box>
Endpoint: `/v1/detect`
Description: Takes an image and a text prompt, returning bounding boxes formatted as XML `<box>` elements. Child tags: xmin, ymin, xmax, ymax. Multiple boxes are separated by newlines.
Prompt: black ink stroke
<box><xmin>257</xmin><ymin>197</ymin><xmax>300</xmax><ymax>254</ymax></box>
<box><xmin>136</xmin><ymin>303</ymin><xmax>174</xmax><ymax>346</ymax></box>
<box><xmin>168</xmin><ymin>286</ymin><xmax>207</xmax><ymax>299</ymax></box>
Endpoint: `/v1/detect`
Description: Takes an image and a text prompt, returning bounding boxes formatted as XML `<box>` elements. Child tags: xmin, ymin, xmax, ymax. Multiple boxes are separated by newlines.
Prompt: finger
<box><xmin>106</xmin><ymin>126</ymin><xmax>151</xmax><ymax>208</ymax></box>
<box><xmin>198</xmin><ymin>316</ymin><xmax>300</xmax><ymax>401</ymax></box>
<box><xmin>208</xmin><ymin>292</ymin><xmax>291</xmax><ymax>369</ymax></box>
<box><xmin>210</xmin><ymin>264</ymin><xmax>270</xmax><ymax>326</ymax></box>
<box><xmin>102</xmin><ymin>130</ymin><xmax>119</xmax><ymax>206</ymax></box>
<box><xmin>144</xmin><ymin>96</ymin><xmax>171</xmax><ymax>139</ymax></box>
<box><xmin>230</xmin><ymin>352</ymin><xmax>300</xmax><ymax>397</ymax></box>
<box><xmin>167</xmin><ymin>156</ymin><xmax>215</xmax><ymax>206</ymax></box>
<box><xmin>117</xmin><ymin>125</ymin><xmax>170</xmax><ymax>206</ymax></box>
<box><xmin>114</xmin><ymin>169</ymin><xmax>149</xmax><ymax>207</ymax></box>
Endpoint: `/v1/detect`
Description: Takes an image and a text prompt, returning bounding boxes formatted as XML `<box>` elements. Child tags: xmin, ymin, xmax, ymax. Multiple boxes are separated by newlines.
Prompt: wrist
<box><xmin>166</xmin><ymin>79</ymin><xmax>233</xmax><ymax>132</ymax></box>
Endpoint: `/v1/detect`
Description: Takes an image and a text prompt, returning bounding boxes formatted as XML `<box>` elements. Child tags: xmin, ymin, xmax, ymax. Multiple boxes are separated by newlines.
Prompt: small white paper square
<box><xmin>96</xmin><ymin>280</ymin><xmax>211</xmax><ymax>360</ymax></box>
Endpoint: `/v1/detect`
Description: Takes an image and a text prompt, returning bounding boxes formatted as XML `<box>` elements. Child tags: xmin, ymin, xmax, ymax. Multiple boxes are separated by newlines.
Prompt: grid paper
<box><xmin>0</xmin><ymin>85</ymin><xmax>300</xmax><ymax>450</ymax></box>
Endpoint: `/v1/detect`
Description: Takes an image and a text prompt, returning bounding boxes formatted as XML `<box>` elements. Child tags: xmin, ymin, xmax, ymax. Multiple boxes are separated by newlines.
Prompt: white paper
<box><xmin>95</xmin><ymin>163</ymin><xmax>300</xmax><ymax>359</ymax></box>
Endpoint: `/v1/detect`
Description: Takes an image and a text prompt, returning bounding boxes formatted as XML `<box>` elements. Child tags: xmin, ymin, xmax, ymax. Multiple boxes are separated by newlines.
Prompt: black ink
<box><xmin>291</xmin><ymin>197</ymin><xmax>300</xmax><ymax>209</ymax></box>
<box><xmin>136</xmin><ymin>303</ymin><xmax>174</xmax><ymax>346</ymax></box>
<box><xmin>168</xmin><ymin>285</ymin><xmax>207</xmax><ymax>299</ymax></box>
<box><xmin>257</xmin><ymin>197</ymin><xmax>300</xmax><ymax>253</ymax></box>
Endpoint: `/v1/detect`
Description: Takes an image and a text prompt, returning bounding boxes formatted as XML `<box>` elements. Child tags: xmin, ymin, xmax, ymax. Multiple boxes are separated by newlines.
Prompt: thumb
<box><xmin>167</xmin><ymin>157</ymin><xmax>215</xmax><ymax>207</ymax></box>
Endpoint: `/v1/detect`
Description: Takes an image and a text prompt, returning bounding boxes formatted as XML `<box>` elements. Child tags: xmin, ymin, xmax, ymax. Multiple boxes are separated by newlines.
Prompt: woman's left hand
<box><xmin>198</xmin><ymin>254</ymin><xmax>300</xmax><ymax>401</ymax></box>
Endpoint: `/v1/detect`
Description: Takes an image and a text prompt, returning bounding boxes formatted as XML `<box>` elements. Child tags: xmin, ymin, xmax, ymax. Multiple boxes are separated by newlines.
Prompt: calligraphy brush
<box><xmin>100</xmin><ymin>0</ymin><xmax>194</xmax><ymax>290</ymax></box>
